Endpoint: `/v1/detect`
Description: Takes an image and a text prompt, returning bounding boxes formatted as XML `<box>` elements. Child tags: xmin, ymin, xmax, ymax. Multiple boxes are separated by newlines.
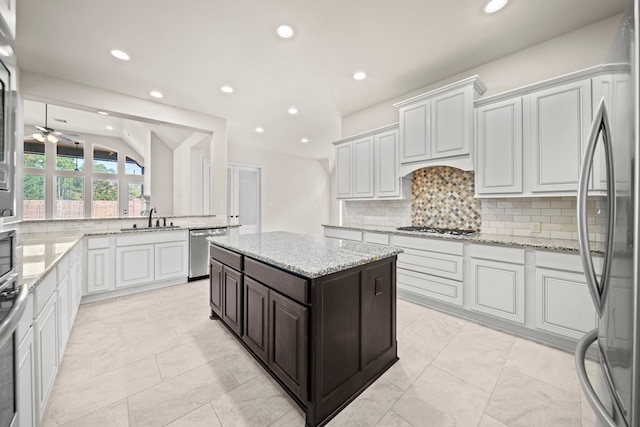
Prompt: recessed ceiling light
<box><xmin>353</xmin><ymin>71</ymin><xmax>367</xmax><ymax>81</ymax></box>
<box><xmin>276</xmin><ymin>24</ymin><xmax>295</xmax><ymax>39</ymax></box>
<box><xmin>110</xmin><ymin>49</ymin><xmax>130</xmax><ymax>61</ymax></box>
<box><xmin>106</xmin><ymin>125</ymin><xmax>114</xmax><ymax>130</ymax></box>
<box><xmin>97</xmin><ymin>110</ymin><xmax>109</xmax><ymax>116</ymax></box>
<box><xmin>484</xmin><ymin>0</ymin><xmax>508</xmax><ymax>13</ymax></box>
<box><xmin>149</xmin><ymin>91</ymin><xmax>164</xmax><ymax>98</ymax></box>
<box><xmin>255</xmin><ymin>127</ymin><xmax>265</xmax><ymax>133</ymax></box>
<box><xmin>221</xmin><ymin>85</ymin><xmax>234</xmax><ymax>94</ymax></box>
<box><xmin>301</xmin><ymin>138</ymin><xmax>309</xmax><ymax>143</ymax></box>
<box><xmin>288</xmin><ymin>107</ymin><xmax>298</xmax><ymax>115</ymax></box>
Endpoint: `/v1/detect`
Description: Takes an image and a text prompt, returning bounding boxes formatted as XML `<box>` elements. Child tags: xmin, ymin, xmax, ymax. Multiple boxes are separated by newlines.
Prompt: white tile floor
<box><xmin>41</xmin><ymin>279</ymin><xmax>599</xmax><ymax>427</ymax></box>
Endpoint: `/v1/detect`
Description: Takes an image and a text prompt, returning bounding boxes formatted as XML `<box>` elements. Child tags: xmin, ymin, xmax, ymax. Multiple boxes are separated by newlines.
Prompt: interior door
<box><xmin>228</xmin><ymin>164</ymin><xmax>261</xmax><ymax>235</ymax></box>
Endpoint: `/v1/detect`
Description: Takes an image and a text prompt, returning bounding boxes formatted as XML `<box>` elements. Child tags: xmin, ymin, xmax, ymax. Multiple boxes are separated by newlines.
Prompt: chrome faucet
<box><xmin>148</xmin><ymin>207</ymin><xmax>156</xmax><ymax>228</ymax></box>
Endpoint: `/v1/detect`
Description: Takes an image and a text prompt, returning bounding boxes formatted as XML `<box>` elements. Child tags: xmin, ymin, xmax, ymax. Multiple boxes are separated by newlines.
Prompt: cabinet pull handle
<box><xmin>577</xmin><ymin>98</ymin><xmax>616</xmax><ymax>317</ymax></box>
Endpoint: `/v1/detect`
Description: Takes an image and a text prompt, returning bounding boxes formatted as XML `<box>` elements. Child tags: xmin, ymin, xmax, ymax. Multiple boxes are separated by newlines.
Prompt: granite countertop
<box><xmin>16</xmin><ymin>224</ymin><xmax>238</xmax><ymax>290</ymax></box>
<box><xmin>208</xmin><ymin>231</ymin><xmax>403</xmax><ymax>279</ymax></box>
<box><xmin>18</xmin><ymin>232</ymin><xmax>84</xmax><ymax>289</ymax></box>
<box><xmin>322</xmin><ymin>224</ymin><xmax>605</xmax><ymax>254</ymax></box>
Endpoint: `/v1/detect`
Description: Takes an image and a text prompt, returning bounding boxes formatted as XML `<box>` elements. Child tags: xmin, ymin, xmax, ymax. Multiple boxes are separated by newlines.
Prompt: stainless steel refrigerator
<box><xmin>575</xmin><ymin>1</ymin><xmax>640</xmax><ymax>426</ymax></box>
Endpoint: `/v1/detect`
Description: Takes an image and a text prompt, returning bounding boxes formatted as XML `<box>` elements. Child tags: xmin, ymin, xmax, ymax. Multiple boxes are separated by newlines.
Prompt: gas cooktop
<box><xmin>396</xmin><ymin>226</ymin><xmax>477</xmax><ymax>236</ymax></box>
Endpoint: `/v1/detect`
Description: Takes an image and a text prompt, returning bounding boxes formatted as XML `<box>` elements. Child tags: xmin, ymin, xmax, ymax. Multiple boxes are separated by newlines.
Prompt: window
<box><xmin>22</xmin><ymin>132</ymin><xmax>145</xmax><ymax>219</ymax></box>
<box><xmin>93</xmin><ymin>145</ymin><xmax>117</xmax><ymax>174</ymax></box>
<box><xmin>56</xmin><ymin>142</ymin><xmax>84</xmax><ymax>171</ymax></box>
<box><xmin>92</xmin><ymin>178</ymin><xmax>118</xmax><ymax>218</ymax></box>
<box><xmin>24</xmin><ymin>140</ymin><xmax>45</xmax><ymax>169</ymax></box>
<box><xmin>23</xmin><ymin>174</ymin><xmax>45</xmax><ymax>219</ymax></box>
<box><xmin>127</xmin><ymin>182</ymin><xmax>144</xmax><ymax>216</ymax></box>
<box><xmin>125</xmin><ymin>156</ymin><xmax>144</xmax><ymax>175</ymax></box>
<box><xmin>55</xmin><ymin>176</ymin><xmax>84</xmax><ymax>219</ymax></box>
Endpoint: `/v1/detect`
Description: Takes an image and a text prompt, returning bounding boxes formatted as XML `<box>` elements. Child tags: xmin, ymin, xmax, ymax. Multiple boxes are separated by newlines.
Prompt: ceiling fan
<box><xmin>28</xmin><ymin>104</ymin><xmax>84</xmax><ymax>144</ymax></box>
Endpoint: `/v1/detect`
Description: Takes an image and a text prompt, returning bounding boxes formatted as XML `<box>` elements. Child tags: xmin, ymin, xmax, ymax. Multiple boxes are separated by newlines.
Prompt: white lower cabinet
<box><xmin>469</xmin><ymin>245</ymin><xmax>525</xmax><ymax>324</ymax></box>
<box><xmin>56</xmin><ymin>274</ymin><xmax>71</xmax><ymax>360</ymax></box>
<box><xmin>35</xmin><ymin>294</ymin><xmax>58</xmax><ymax>416</ymax></box>
<box><xmin>18</xmin><ymin>327</ymin><xmax>37</xmax><ymax>427</ymax></box>
<box><xmin>535</xmin><ymin>251</ymin><xmax>599</xmax><ymax>340</ymax></box>
<box><xmin>115</xmin><ymin>244</ymin><xmax>154</xmax><ymax>288</ymax></box>
<box><xmin>154</xmin><ymin>241</ymin><xmax>188</xmax><ymax>281</ymax></box>
<box><xmin>392</xmin><ymin>235</ymin><xmax>464</xmax><ymax>306</ymax></box>
<box><xmin>87</xmin><ymin>237</ymin><xmax>111</xmax><ymax>294</ymax></box>
<box><xmin>323</xmin><ymin>227</ymin><xmax>363</xmax><ymax>242</ymax></box>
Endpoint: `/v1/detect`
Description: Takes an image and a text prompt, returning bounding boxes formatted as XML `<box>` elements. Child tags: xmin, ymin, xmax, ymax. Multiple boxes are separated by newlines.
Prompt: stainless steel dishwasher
<box><xmin>188</xmin><ymin>227</ymin><xmax>227</xmax><ymax>280</ymax></box>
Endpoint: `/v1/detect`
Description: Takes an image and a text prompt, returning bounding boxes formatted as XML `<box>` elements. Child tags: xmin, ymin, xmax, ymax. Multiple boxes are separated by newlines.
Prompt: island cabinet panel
<box><xmin>222</xmin><ymin>266</ymin><xmax>243</xmax><ymax>336</ymax></box>
<box><xmin>243</xmin><ymin>277</ymin><xmax>269</xmax><ymax>363</ymax></box>
<box><xmin>209</xmin><ymin>258</ymin><xmax>223</xmax><ymax>318</ymax></box>
<box><xmin>269</xmin><ymin>290</ymin><xmax>308</xmax><ymax>401</ymax></box>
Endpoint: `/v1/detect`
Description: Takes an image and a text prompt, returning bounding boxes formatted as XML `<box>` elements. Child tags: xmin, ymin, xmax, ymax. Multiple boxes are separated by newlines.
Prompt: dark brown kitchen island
<box><xmin>207</xmin><ymin>231</ymin><xmax>401</xmax><ymax>427</ymax></box>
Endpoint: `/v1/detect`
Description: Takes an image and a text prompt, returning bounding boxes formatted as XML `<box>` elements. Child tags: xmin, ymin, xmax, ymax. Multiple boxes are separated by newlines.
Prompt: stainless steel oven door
<box><xmin>0</xmin><ymin>275</ymin><xmax>28</xmax><ymax>427</ymax></box>
<box><xmin>0</xmin><ymin>60</ymin><xmax>10</xmax><ymax>194</ymax></box>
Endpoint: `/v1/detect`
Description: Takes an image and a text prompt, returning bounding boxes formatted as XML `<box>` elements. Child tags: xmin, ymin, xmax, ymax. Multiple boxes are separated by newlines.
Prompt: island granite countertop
<box><xmin>208</xmin><ymin>231</ymin><xmax>403</xmax><ymax>279</ymax></box>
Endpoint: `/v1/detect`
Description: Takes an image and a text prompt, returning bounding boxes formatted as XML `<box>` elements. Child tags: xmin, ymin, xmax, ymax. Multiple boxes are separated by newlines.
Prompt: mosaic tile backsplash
<box><xmin>411</xmin><ymin>167</ymin><xmax>481</xmax><ymax>230</ymax></box>
<box><xmin>341</xmin><ymin>166</ymin><xmax>606</xmax><ymax>242</ymax></box>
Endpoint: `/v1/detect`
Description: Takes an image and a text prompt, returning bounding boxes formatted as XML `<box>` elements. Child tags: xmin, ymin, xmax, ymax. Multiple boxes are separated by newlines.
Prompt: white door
<box><xmin>228</xmin><ymin>164</ymin><xmax>261</xmax><ymax>235</ymax></box>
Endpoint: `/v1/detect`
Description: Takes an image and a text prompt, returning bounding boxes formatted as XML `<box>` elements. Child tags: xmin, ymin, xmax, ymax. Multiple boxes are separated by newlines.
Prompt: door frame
<box><xmin>227</xmin><ymin>162</ymin><xmax>262</xmax><ymax>234</ymax></box>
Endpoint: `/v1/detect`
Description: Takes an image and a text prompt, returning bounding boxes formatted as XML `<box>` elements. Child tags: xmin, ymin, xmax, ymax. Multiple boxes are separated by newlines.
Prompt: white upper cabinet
<box><xmin>529</xmin><ymin>79</ymin><xmax>591</xmax><ymax>193</ymax></box>
<box><xmin>335</xmin><ymin>143</ymin><xmax>353</xmax><ymax>198</ymax></box>
<box><xmin>334</xmin><ymin>124</ymin><xmax>406</xmax><ymax>200</ymax></box>
<box><xmin>394</xmin><ymin>76</ymin><xmax>486</xmax><ymax>175</ymax></box>
<box><xmin>353</xmin><ymin>136</ymin><xmax>374</xmax><ymax>198</ymax></box>
<box><xmin>474</xmin><ymin>65</ymin><xmax>624</xmax><ymax>197</ymax></box>
<box><xmin>475</xmin><ymin>97</ymin><xmax>523</xmax><ymax>195</ymax></box>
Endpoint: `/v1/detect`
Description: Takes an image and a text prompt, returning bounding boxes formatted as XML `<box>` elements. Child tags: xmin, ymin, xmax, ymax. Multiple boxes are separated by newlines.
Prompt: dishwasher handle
<box><xmin>190</xmin><ymin>229</ymin><xmax>226</xmax><ymax>237</ymax></box>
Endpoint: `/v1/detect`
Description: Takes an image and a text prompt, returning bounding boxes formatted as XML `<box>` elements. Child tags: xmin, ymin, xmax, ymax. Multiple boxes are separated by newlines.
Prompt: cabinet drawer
<box><xmin>35</xmin><ymin>270</ymin><xmax>57</xmax><ymax>315</ymax></box>
<box><xmin>324</xmin><ymin>228</ymin><xmax>363</xmax><ymax>241</ymax></box>
<box><xmin>535</xmin><ymin>250</ymin><xmax>602</xmax><ymax>273</ymax></box>
<box><xmin>391</xmin><ymin>235</ymin><xmax>463</xmax><ymax>256</ymax></box>
<box><xmin>87</xmin><ymin>237</ymin><xmax>110</xmax><ymax>250</ymax></box>
<box><xmin>363</xmin><ymin>232</ymin><xmax>390</xmax><ymax>245</ymax></box>
<box><xmin>245</xmin><ymin>257</ymin><xmax>309</xmax><ymax>305</ymax></box>
<box><xmin>210</xmin><ymin>245</ymin><xmax>243</xmax><ymax>271</ymax></box>
<box><xmin>116</xmin><ymin>230</ymin><xmax>187</xmax><ymax>246</ymax></box>
<box><xmin>397</xmin><ymin>269</ymin><xmax>462</xmax><ymax>306</ymax></box>
<box><xmin>397</xmin><ymin>248</ymin><xmax>463</xmax><ymax>281</ymax></box>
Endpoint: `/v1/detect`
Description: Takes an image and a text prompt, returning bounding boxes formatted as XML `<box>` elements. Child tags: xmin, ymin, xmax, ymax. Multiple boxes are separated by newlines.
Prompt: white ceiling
<box><xmin>15</xmin><ymin>0</ymin><xmax>627</xmax><ymax>159</ymax></box>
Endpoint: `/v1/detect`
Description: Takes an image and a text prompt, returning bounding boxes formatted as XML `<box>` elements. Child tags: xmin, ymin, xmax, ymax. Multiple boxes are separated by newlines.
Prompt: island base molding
<box><xmin>209</xmin><ymin>244</ymin><xmax>399</xmax><ymax>427</ymax></box>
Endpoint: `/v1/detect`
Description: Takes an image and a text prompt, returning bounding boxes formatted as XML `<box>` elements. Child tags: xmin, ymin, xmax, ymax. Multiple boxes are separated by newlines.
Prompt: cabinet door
<box><xmin>87</xmin><ymin>248</ymin><xmax>111</xmax><ymax>293</ymax></box>
<box><xmin>154</xmin><ymin>241</ymin><xmax>188</xmax><ymax>281</ymax></box>
<box><xmin>476</xmin><ymin>97</ymin><xmax>523</xmax><ymax>194</ymax></box>
<box><xmin>57</xmin><ymin>275</ymin><xmax>72</xmax><ymax>359</ymax></box>
<box><xmin>335</xmin><ymin>142</ymin><xmax>353</xmax><ymax>198</ymax></box>
<box><xmin>18</xmin><ymin>328</ymin><xmax>37</xmax><ymax>427</ymax></box>
<box><xmin>210</xmin><ymin>258</ymin><xmax>223</xmax><ymax>318</ymax></box>
<box><xmin>222</xmin><ymin>266</ymin><xmax>243</xmax><ymax>336</ymax></box>
<box><xmin>353</xmin><ymin>136</ymin><xmax>374</xmax><ymax>198</ymax></box>
<box><xmin>469</xmin><ymin>258</ymin><xmax>525</xmax><ymax>324</ymax></box>
<box><xmin>115</xmin><ymin>245</ymin><xmax>154</xmax><ymax>288</ymax></box>
<box><xmin>375</xmin><ymin>129</ymin><xmax>400</xmax><ymax>198</ymax></box>
<box><xmin>36</xmin><ymin>296</ymin><xmax>58</xmax><ymax>414</ymax></box>
<box><xmin>530</xmin><ymin>79</ymin><xmax>591</xmax><ymax>192</ymax></box>
<box><xmin>399</xmin><ymin>100</ymin><xmax>430</xmax><ymax>163</ymax></box>
<box><xmin>269</xmin><ymin>291</ymin><xmax>307</xmax><ymax>401</ymax></box>
<box><xmin>431</xmin><ymin>88</ymin><xmax>470</xmax><ymax>159</ymax></box>
<box><xmin>535</xmin><ymin>268</ymin><xmax>597</xmax><ymax>339</ymax></box>
<box><xmin>243</xmin><ymin>277</ymin><xmax>269</xmax><ymax>363</ymax></box>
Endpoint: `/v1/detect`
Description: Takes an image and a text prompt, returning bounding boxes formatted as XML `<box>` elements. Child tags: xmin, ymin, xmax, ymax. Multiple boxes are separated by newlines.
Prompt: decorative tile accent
<box><xmin>411</xmin><ymin>167</ymin><xmax>481</xmax><ymax>231</ymax></box>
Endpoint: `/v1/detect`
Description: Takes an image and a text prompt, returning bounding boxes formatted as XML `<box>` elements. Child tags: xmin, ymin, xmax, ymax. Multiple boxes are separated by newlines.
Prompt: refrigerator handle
<box><xmin>577</xmin><ymin>98</ymin><xmax>616</xmax><ymax>317</ymax></box>
<box><xmin>575</xmin><ymin>328</ymin><xmax>617</xmax><ymax>427</ymax></box>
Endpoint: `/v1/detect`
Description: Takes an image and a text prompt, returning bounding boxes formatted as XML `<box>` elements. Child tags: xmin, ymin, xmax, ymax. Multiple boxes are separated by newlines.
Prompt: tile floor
<box><xmin>41</xmin><ymin>279</ymin><xmax>599</xmax><ymax>427</ymax></box>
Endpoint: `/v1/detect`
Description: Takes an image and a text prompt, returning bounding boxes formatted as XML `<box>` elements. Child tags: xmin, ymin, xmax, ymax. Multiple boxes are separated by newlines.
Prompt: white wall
<box><xmin>149</xmin><ymin>132</ymin><xmax>173</xmax><ymax>215</ymax></box>
<box><xmin>227</xmin><ymin>144</ymin><xmax>331</xmax><ymax>235</ymax></box>
<box><xmin>341</xmin><ymin>14</ymin><xmax>622</xmax><ymax>137</ymax></box>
